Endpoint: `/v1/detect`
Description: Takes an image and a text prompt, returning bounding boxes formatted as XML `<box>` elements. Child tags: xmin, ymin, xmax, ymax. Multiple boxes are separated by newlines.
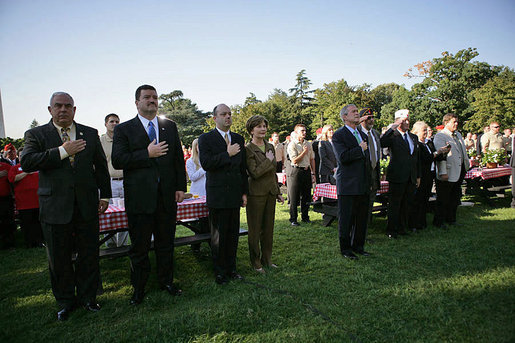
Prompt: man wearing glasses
<box><xmin>481</xmin><ymin>122</ymin><xmax>505</xmax><ymax>152</ymax></box>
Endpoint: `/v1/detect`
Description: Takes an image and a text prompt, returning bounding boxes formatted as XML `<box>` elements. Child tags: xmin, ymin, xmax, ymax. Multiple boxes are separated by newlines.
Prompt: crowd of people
<box><xmin>0</xmin><ymin>84</ymin><xmax>514</xmax><ymax>321</ymax></box>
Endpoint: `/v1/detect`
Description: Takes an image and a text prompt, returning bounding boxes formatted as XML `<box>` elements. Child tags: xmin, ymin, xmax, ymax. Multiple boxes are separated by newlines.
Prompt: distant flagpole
<box><xmin>0</xmin><ymin>89</ymin><xmax>5</xmax><ymax>138</ymax></box>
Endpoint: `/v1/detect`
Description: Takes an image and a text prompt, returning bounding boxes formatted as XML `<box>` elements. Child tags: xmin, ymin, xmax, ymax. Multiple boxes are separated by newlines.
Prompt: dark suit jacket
<box><xmin>312</xmin><ymin>140</ymin><xmax>321</xmax><ymax>184</ymax></box>
<box><xmin>318</xmin><ymin>140</ymin><xmax>336</xmax><ymax>178</ymax></box>
<box><xmin>198</xmin><ymin>129</ymin><xmax>248</xmax><ymax>208</ymax></box>
<box><xmin>332</xmin><ymin>126</ymin><xmax>371</xmax><ymax>196</ymax></box>
<box><xmin>510</xmin><ymin>136</ymin><xmax>515</xmax><ymax>167</ymax></box>
<box><xmin>357</xmin><ymin>126</ymin><xmax>381</xmax><ymax>190</ymax></box>
<box><xmin>111</xmin><ymin>116</ymin><xmax>187</xmax><ymax>214</ymax></box>
<box><xmin>21</xmin><ymin>120</ymin><xmax>111</xmax><ymax>224</ymax></box>
<box><xmin>380</xmin><ymin>128</ymin><xmax>420</xmax><ymax>184</ymax></box>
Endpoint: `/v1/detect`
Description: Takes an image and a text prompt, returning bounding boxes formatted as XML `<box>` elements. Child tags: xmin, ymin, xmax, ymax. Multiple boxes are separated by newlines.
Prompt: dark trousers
<box><xmin>209</xmin><ymin>207</ymin><xmax>240</xmax><ymax>276</ymax></box>
<box><xmin>366</xmin><ymin>168</ymin><xmax>379</xmax><ymax>225</ymax></box>
<box><xmin>276</xmin><ymin>161</ymin><xmax>283</xmax><ymax>173</ymax></box>
<box><xmin>409</xmin><ymin>171</ymin><xmax>434</xmax><ymax>229</ymax></box>
<box><xmin>288</xmin><ymin>167</ymin><xmax>311</xmax><ymax>222</ymax></box>
<box><xmin>387</xmin><ymin>181</ymin><xmax>416</xmax><ymax>234</ymax></box>
<box><xmin>246</xmin><ymin>194</ymin><xmax>276</xmax><ymax>269</ymax></box>
<box><xmin>511</xmin><ymin>167</ymin><xmax>515</xmax><ymax>207</ymax></box>
<box><xmin>41</xmin><ymin>204</ymin><xmax>99</xmax><ymax>308</ymax></box>
<box><xmin>0</xmin><ymin>196</ymin><xmax>16</xmax><ymax>249</ymax></box>
<box><xmin>19</xmin><ymin>208</ymin><xmax>43</xmax><ymax>247</ymax></box>
<box><xmin>337</xmin><ymin>193</ymin><xmax>369</xmax><ymax>253</ymax></box>
<box><xmin>434</xmin><ymin>166</ymin><xmax>466</xmax><ymax>226</ymax></box>
<box><xmin>127</xmin><ymin>190</ymin><xmax>177</xmax><ymax>296</ymax></box>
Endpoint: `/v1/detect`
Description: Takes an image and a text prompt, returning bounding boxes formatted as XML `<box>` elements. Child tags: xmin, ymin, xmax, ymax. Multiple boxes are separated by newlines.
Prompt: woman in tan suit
<box><xmin>245</xmin><ymin>115</ymin><xmax>284</xmax><ymax>274</ymax></box>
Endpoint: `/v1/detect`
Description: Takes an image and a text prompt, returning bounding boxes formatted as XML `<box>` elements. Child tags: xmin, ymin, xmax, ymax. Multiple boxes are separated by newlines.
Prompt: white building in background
<box><xmin>0</xmin><ymin>89</ymin><xmax>5</xmax><ymax>138</ymax></box>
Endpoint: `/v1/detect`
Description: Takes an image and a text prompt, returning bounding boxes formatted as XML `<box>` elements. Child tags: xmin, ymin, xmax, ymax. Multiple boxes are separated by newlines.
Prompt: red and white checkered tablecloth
<box><xmin>312</xmin><ymin>181</ymin><xmax>389</xmax><ymax>200</ymax></box>
<box><xmin>276</xmin><ymin>172</ymin><xmax>286</xmax><ymax>184</ymax></box>
<box><xmin>464</xmin><ymin>166</ymin><xmax>512</xmax><ymax>180</ymax></box>
<box><xmin>99</xmin><ymin>196</ymin><xmax>209</xmax><ymax>233</ymax></box>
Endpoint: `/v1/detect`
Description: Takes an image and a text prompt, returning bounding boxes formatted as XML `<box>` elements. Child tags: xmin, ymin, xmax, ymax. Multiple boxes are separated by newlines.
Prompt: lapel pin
<box><xmin>79</xmin><ymin>132</ymin><xmax>84</xmax><ymax>136</ymax></box>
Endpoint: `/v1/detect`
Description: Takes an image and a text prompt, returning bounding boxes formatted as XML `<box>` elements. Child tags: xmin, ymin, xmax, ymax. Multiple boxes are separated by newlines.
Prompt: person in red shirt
<box><xmin>8</xmin><ymin>159</ymin><xmax>43</xmax><ymax>248</ymax></box>
<box><xmin>0</xmin><ymin>161</ymin><xmax>16</xmax><ymax>249</ymax></box>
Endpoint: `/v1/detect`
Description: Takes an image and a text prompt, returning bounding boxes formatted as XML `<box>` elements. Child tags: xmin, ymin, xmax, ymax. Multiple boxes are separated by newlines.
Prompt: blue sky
<box><xmin>1</xmin><ymin>0</ymin><xmax>514</xmax><ymax>137</ymax></box>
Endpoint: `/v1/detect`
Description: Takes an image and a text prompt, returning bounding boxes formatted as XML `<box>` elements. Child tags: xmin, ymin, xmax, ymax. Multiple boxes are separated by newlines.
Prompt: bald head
<box><xmin>212</xmin><ymin>103</ymin><xmax>232</xmax><ymax>131</ymax></box>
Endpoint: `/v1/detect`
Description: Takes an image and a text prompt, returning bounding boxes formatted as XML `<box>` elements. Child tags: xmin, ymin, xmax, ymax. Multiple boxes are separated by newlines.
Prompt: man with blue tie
<box><xmin>112</xmin><ymin>85</ymin><xmax>187</xmax><ymax>305</ymax></box>
<box><xmin>380</xmin><ymin>109</ymin><xmax>420</xmax><ymax>238</ymax></box>
<box><xmin>332</xmin><ymin>104</ymin><xmax>372</xmax><ymax>259</ymax></box>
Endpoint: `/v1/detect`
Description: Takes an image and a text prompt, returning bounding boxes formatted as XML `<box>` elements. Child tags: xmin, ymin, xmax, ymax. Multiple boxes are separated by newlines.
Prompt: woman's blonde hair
<box><xmin>411</xmin><ymin>121</ymin><xmax>428</xmax><ymax>136</ymax></box>
<box><xmin>320</xmin><ymin>125</ymin><xmax>333</xmax><ymax>141</ymax></box>
<box><xmin>190</xmin><ymin>138</ymin><xmax>200</xmax><ymax>170</ymax></box>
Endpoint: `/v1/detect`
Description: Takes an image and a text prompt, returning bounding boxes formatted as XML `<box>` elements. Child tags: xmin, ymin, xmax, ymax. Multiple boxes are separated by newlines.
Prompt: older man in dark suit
<box><xmin>332</xmin><ymin>104</ymin><xmax>372</xmax><ymax>259</ymax></box>
<box><xmin>198</xmin><ymin>104</ymin><xmax>248</xmax><ymax>285</ymax></box>
<box><xmin>21</xmin><ymin>92</ymin><xmax>111</xmax><ymax>321</ymax></box>
<box><xmin>357</xmin><ymin>108</ymin><xmax>381</xmax><ymax>224</ymax></box>
<box><xmin>380</xmin><ymin>109</ymin><xmax>420</xmax><ymax>238</ymax></box>
<box><xmin>112</xmin><ymin>85</ymin><xmax>187</xmax><ymax>305</ymax></box>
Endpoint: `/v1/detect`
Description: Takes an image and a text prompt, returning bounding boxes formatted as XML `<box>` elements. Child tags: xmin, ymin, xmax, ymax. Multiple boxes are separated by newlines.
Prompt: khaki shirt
<box><xmin>480</xmin><ymin>131</ymin><xmax>505</xmax><ymax>151</ymax></box>
<box><xmin>287</xmin><ymin>140</ymin><xmax>314</xmax><ymax>168</ymax></box>
<box><xmin>100</xmin><ymin>133</ymin><xmax>123</xmax><ymax>178</ymax></box>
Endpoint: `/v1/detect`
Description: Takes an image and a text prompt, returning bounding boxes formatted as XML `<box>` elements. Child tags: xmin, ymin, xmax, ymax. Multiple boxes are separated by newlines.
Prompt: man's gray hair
<box><xmin>339</xmin><ymin>104</ymin><xmax>356</xmax><ymax>120</ymax></box>
<box><xmin>49</xmin><ymin>92</ymin><xmax>74</xmax><ymax>106</ymax></box>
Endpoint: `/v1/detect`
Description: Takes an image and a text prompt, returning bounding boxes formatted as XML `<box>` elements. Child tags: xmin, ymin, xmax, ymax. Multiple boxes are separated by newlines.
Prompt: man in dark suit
<box><xmin>380</xmin><ymin>109</ymin><xmax>420</xmax><ymax>238</ymax></box>
<box><xmin>112</xmin><ymin>85</ymin><xmax>187</xmax><ymax>305</ymax></box>
<box><xmin>357</xmin><ymin>108</ymin><xmax>381</xmax><ymax>224</ymax></box>
<box><xmin>21</xmin><ymin>92</ymin><xmax>111</xmax><ymax>321</ymax></box>
<box><xmin>198</xmin><ymin>104</ymin><xmax>248</xmax><ymax>285</ymax></box>
<box><xmin>332</xmin><ymin>104</ymin><xmax>372</xmax><ymax>259</ymax></box>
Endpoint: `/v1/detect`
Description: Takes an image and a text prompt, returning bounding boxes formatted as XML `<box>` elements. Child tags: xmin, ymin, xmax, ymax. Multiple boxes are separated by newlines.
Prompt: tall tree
<box><xmin>465</xmin><ymin>68</ymin><xmax>515</xmax><ymax>132</ymax></box>
<box><xmin>158</xmin><ymin>91</ymin><xmax>209</xmax><ymax>146</ymax></box>
<box><xmin>29</xmin><ymin>119</ymin><xmax>39</xmax><ymax>129</ymax></box>
<box><xmin>289</xmin><ymin>69</ymin><xmax>315</xmax><ymax>122</ymax></box>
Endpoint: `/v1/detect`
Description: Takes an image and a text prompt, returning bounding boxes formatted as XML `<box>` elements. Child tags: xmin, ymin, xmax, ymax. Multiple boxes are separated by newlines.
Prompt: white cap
<box><xmin>394</xmin><ymin>109</ymin><xmax>409</xmax><ymax>119</ymax></box>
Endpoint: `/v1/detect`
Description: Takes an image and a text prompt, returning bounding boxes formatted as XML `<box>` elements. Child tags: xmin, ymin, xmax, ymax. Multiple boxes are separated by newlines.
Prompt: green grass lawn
<box><xmin>1</xmin><ymin>193</ymin><xmax>514</xmax><ymax>343</ymax></box>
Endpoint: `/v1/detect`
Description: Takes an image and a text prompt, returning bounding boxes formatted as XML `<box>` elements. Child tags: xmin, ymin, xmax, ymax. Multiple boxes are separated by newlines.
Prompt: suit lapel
<box><xmin>44</xmin><ymin>120</ymin><xmax>65</xmax><ymax>148</ymax></box>
<box><xmin>132</xmin><ymin>116</ymin><xmax>151</xmax><ymax>144</ymax></box>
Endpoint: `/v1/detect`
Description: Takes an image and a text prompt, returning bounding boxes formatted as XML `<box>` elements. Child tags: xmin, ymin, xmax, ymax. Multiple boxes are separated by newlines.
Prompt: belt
<box><xmin>111</xmin><ymin>177</ymin><xmax>123</xmax><ymax>181</ymax></box>
<box><xmin>293</xmin><ymin>166</ymin><xmax>309</xmax><ymax>170</ymax></box>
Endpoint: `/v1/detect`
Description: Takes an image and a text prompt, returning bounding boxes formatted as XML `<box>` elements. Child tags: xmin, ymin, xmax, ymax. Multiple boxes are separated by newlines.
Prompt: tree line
<box><xmin>159</xmin><ymin>47</ymin><xmax>514</xmax><ymax>146</ymax></box>
<box><xmin>5</xmin><ymin>47</ymin><xmax>514</xmax><ymax>149</ymax></box>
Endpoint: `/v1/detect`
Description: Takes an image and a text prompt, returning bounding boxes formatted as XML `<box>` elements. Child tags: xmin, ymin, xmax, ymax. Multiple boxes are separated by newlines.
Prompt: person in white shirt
<box><xmin>186</xmin><ymin>138</ymin><xmax>206</xmax><ymax>196</ymax></box>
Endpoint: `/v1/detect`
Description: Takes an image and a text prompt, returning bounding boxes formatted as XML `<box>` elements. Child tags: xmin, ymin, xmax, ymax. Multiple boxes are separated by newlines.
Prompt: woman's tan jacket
<box><xmin>245</xmin><ymin>141</ymin><xmax>281</xmax><ymax>196</ymax></box>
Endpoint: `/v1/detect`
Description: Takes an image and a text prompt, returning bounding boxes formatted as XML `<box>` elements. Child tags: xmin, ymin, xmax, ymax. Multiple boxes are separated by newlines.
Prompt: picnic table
<box><xmin>312</xmin><ymin>181</ymin><xmax>390</xmax><ymax>226</ymax></box>
<box><xmin>464</xmin><ymin>165</ymin><xmax>512</xmax><ymax>204</ymax></box>
<box><xmin>98</xmin><ymin>196</ymin><xmax>247</xmax><ymax>258</ymax></box>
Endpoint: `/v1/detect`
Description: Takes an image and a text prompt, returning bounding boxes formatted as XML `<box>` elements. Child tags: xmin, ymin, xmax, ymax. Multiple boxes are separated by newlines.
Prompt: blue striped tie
<box><xmin>148</xmin><ymin>121</ymin><xmax>156</xmax><ymax>143</ymax></box>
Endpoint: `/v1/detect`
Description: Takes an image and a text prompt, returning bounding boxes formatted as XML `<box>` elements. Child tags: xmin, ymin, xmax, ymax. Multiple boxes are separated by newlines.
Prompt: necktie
<box><xmin>452</xmin><ymin>132</ymin><xmax>464</xmax><ymax>157</ymax></box>
<box><xmin>368</xmin><ymin>131</ymin><xmax>377</xmax><ymax>168</ymax></box>
<box><xmin>403</xmin><ymin>133</ymin><xmax>412</xmax><ymax>154</ymax></box>
<box><xmin>148</xmin><ymin>121</ymin><xmax>156</xmax><ymax>143</ymax></box>
<box><xmin>224</xmin><ymin>133</ymin><xmax>230</xmax><ymax>145</ymax></box>
<box><xmin>61</xmin><ymin>127</ymin><xmax>74</xmax><ymax>165</ymax></box>
<box><xmin>353</xmin><ymin>130</ymin><xmax>361</xmax><ymax>143</ymax></box>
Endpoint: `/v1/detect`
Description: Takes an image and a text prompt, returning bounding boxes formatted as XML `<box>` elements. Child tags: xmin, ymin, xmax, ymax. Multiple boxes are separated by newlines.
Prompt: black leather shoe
<box><xmin>84</xmin><ymin>302</ymin><xmax>101</xmax><ymax>312</ymax></box>
<box><xmin>398</xmin><ymin>231</ymin><xmax>409</xmax><ymax>236</ymax></box>
<box><xmin>341</xmin><ymin>251</ymin><xmax>358</xmax><ymax>260</ymax></box>
<box><xmin>215</xmin><ymin>274</ymin><xmax>228</xmax><ymax>285</ymax></box>
<box><xmin>290</xmin><ymin>221</ymin><xmax>300</xmax><ymax>226</ymax></box>
<box><xmin>355</xmin><ymin>250</ymin><xmax>371</xmax><ymax>256</ymax></box>
<box><xmin>130</xmin><ymin>292</ymin><xmax>144</xmax><ymax>305</ymax></box>
<box><xmin>57</xmin><ymin>306</ymin><xmax>75</xmax><ymax>321</ymax></box>
<box><xmin>227</xmin><ymin>271</ymin><xmax>244</xmax><ymax>280</ymax></box>
<box><xmin>301</xmin><ymin>218</ymin><xmax>311</xmax><ymax>223</ymax></box>
<box><xmin>162</xmin><ymin>284</ymin><xmax>182</xmax><ymax>296</ymax></box>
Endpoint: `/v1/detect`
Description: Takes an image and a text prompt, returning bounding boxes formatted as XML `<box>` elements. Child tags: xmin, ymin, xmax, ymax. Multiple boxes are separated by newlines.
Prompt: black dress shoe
<box><xmin>301</xmin><ymin>218</ymin><xmax>311</xmax><ymax>223</ymax></box>
<box><xmin>290</xmin><ymin>221</ymin><xmax>300</xmax><ymax>226</ymax></box>
<box><xmin>130</xmin><ymin>292</ymin><xmax>144</xmax><ymax>305</ymax></box>
<box><xmin>83</xmin><ymin>302</ymin><xmax>101</xmax><ymax>312</ymax></box>
<box><xmin>215</xmin><ymin>274</ymin><xmax>228</xmax><ymax>285</ymax></box>
<box><xmin>355</xmin><ymin>250</ymin><xmax>371</xmax><ymax>256</ymax></box>
<box><xmin>227</xmin><ymin>271</ymin><xmax>244</xmax><ymax>280</ymax></box>
<box><xmin>57</xmin><ymin>306</ymin><xmax>75</xmax><ymax>321</ymax></box>
<box><xmin>398</xmin><ymin>231</ymin><xmax>409</xmax><ymax>236</ymax></box>
<box><xmin>162</xmin><ymin>284</ymin><xmax>183</xmax><ymax>296</ymax></box>
<box><xmin>341</xmin><ymin>251</ymin><xmax>358</xmax><ymax>260</ymax></box>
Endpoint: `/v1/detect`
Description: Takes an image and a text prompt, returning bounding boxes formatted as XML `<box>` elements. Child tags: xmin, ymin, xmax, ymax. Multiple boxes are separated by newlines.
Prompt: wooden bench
<box><xmin>96</xmin><ymin>229</ymin><xmax>248</xmax><ymax>259</ymax></box>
